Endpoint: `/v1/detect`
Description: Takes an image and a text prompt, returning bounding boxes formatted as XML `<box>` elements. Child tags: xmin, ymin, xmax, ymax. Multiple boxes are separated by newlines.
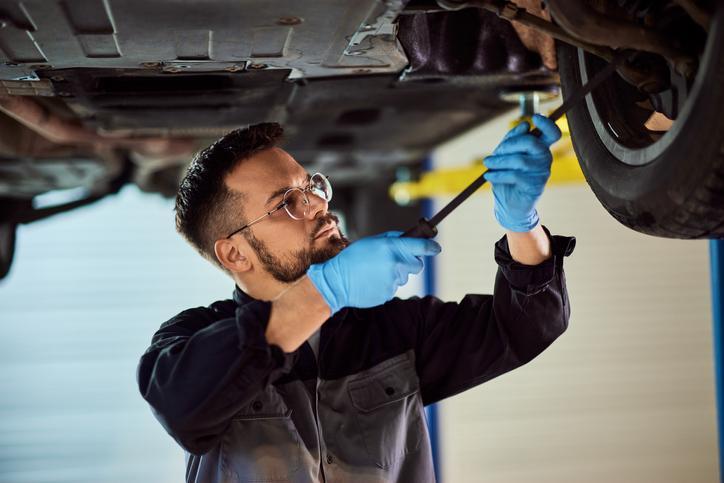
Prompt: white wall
<box><xmin>431</xmin><ymin>108</ymin><xmax>718</xmax><ymax>482</ymax></box>
<box><xmin>0</xmin><ymin>186</ymin><xmax>232</xmax><ymax>483</ymax></box>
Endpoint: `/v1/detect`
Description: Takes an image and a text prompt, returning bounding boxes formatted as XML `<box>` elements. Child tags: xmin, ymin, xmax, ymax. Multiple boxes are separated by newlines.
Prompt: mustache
<box><xmin>311</xmin><ymin>212</ymin><xmax>341</xmax><ymax>239</ymax></box>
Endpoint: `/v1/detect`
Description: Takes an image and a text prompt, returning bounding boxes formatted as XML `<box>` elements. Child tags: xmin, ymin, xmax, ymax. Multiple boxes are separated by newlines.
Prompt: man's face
<box><xmin>224</xmin><ymin>147</ymin><xmax>349</xmax><ymax>283</ymax></box>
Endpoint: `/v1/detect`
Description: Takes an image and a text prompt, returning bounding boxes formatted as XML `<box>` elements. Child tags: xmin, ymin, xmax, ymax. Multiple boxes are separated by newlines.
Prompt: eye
<box><xmin>283</xmin><ymin>188</ymin><xmax>310</xmax><ymax>219</ymax></box>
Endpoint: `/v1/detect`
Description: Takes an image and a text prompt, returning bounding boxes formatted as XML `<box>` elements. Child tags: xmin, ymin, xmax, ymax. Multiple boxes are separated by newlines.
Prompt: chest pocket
<box><xmin>347</xmin><ymin>353</ymin><xmax>425</xmax><ymax>469</ymax></box>
<box><xmin>222</xmin><ymin>385</ymin><xmax>302</xmax><ymax>482</ymax></box>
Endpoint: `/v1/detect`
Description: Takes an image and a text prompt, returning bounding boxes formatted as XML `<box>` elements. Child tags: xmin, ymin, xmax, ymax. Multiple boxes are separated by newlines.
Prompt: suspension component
<box><xmin>435</xmin><ymin>0</ymin><xmax>698</xmax><ymax>86</ymax></box>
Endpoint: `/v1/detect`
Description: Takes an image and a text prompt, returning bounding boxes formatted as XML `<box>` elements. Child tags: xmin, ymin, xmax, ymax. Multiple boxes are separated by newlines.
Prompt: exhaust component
<box><xmin>0</xmin><ymin>96</ymin><xmax>196</xmax><ymax>157</ymax></box>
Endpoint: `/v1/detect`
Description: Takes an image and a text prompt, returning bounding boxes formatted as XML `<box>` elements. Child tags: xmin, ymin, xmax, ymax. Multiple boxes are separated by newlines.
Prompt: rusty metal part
<box><xmin>644</xmin><ymin>111</ymin><xmax>674</xmax><ymax>131</ymax></box>
<box><xmin>435</xmin><ymin>0</ymin><xmax>662</xmax><ymax>90</ymax></box>
<box><xmin>546</xmin><ymin>0</ymin><xmax>697</xmax><ymax>77</ymax></box>
<box><xmin>672</xmin><ymin>0</ymin><xmax>712</xmax><ymax>32</ymax></box>
<box><xmin>509</xmin><ymin>0</ymin><xmax>557</xmax><ymax>70</ymax></box>
<box><xmin>434</xmin><ymin>0</ymin><xmax>621</xmax><ymax>64</ymax></box>
<box><xmin>0</xmin><ymin>96</ymin><xmax>196</xmax><ymax>157</ymax></box>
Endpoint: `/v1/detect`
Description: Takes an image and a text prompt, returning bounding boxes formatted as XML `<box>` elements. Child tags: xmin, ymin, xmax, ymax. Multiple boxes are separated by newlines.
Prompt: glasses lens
<box><xmin>310</xmin><ymin>173</ymin><xmax>332</xmax><ymax>202</ymax></box>
<box><xmin>283</xmin><ymin>188</ymin><xmax>309</xmax><ymax>220</ymax></box>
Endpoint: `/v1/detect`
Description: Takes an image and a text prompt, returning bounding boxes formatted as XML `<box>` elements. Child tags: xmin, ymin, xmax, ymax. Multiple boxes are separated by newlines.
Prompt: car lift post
<box><xmin>711</xmin><ymin>239</ymin><xmax>724</xmax><ymax>481</ymax></box>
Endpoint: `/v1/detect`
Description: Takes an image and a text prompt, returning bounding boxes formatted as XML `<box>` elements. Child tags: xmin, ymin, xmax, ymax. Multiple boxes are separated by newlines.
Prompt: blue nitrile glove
<box><xmin>307</xmin><ymin>231</ymin><xmax>441</xmax><ymax>315</ymax></box>
<box><xmin>483</xmin><ymin>113</ymin><xmax>562</xmax><ymax>232</ymax></box>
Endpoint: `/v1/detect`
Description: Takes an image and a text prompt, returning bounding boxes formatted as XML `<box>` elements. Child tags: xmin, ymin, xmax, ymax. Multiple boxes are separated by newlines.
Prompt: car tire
<box><xmin>556</xmin><ymin>5</ymin><xmax>724</xmax><ymax>238</ymax></box>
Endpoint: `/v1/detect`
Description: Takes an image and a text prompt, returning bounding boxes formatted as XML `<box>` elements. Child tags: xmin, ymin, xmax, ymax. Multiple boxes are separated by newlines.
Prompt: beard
<box><xmin>244</xmin><ymin>212</ymin><xmax>350</xmax><ymax>283</ymax></box>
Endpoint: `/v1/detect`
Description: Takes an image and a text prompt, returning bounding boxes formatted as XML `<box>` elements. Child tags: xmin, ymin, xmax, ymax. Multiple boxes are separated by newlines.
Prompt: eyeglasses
<box><xmin>225</xmin><ymin>172</ymin><xmax>332</xmax><ymax>238</ymax></box>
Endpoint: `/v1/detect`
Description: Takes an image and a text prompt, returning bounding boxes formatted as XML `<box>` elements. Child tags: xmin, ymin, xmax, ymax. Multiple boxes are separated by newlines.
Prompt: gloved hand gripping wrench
<box><xmin>401</xmin><ymin>52</ymin><xmax>628</xmax><ymax>239</ymax></box>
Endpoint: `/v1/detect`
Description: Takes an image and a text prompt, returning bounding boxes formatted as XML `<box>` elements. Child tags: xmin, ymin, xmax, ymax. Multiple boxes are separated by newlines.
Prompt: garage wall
<box><xmin>431</xmin><ymin>108</ymin><xmax>718</xmax><ymax>482</ymax></box>
<box><xmin>0</xmin><ymin>186</ymin><xmax>226</xmax><ymax>483</ymax></box>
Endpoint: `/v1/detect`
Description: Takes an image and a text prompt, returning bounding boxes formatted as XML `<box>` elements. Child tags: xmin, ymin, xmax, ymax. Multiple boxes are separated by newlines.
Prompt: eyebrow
<box><xmin>264</xmin><ymin>173</ymin><xmax>311</xmax><ymax>206</ymax></box>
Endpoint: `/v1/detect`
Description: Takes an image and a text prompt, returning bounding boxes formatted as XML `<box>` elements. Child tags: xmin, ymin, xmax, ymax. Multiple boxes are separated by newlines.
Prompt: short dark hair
<box><xmin>174</xmin><ymin>122</ymin><xmax>284</xmax><ymax>272</ymax></box>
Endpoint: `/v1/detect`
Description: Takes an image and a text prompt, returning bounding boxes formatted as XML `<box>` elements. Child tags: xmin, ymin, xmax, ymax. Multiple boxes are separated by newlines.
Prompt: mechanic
<box><xmin>136</xmin><ymin>113</ymin><xmax>575</xmax><ymax>482</ymax></box>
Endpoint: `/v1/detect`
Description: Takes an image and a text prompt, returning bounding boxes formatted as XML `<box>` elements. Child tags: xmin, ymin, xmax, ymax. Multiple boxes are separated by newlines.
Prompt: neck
<box><xmin>234</xmin><ymin>272</ymin><xmax>294</xmax><ymax>302</ymax></box>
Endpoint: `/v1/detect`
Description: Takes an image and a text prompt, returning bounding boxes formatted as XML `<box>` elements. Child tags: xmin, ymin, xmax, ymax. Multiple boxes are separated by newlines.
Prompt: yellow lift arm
<box><xmin>390</xmin><ymin>116</ymin><xmax>586</xmax><ymax>205</ymax></box>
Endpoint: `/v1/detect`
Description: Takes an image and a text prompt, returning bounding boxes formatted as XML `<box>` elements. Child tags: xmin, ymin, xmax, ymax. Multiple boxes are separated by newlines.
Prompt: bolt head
<box><xmin>163</xmin><ymin>65</ymin><xmax>189</xmax><ymax>73</ymax></box>
<box><xmin>277</xmin><ymin>16</ymin><xmax>302</xmax><ymax>26</ymax></box>
<box><xmin>248</xmin><ymin>63</ymin><xmax>268</xmax><ymax>70</ymax></box>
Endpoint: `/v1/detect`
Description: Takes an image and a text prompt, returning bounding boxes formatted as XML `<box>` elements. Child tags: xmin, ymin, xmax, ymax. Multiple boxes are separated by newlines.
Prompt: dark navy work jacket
<box><xmin>137</xmin><ymin>227</ymin><xmax>576</xmax><ymax>482</ymax></box>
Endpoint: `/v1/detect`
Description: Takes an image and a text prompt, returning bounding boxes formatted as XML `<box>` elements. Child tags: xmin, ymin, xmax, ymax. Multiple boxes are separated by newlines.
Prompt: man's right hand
<box><xmin>307</xmin><ymin>231</ymin><xmax>441</xmax><ymax>315</ymax></box>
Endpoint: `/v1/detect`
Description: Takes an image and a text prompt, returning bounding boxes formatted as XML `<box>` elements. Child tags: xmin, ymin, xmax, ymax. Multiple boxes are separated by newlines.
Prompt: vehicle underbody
<box><xmin>0</xmin><ymin>0</ymin><xmax>717</xmax><ymax>278</ymax></box>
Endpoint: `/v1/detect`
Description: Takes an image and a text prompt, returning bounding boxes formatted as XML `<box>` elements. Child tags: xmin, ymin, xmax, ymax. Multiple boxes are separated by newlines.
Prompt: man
<box><xmin>137</xmin><ymin>114</ymin><xmax>575</xmax><ymax>482</ymax></box>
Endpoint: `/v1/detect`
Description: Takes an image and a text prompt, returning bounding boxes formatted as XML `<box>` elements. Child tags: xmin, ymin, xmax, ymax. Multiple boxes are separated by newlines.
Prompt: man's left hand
<box><xmin>483</xmin><ymin>113</ymin><xmax>562</xmax><ymax>232</ymax></box>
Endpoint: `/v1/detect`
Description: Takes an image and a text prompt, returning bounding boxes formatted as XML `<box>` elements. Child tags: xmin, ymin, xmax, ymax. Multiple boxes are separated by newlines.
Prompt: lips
<box><xmin>314</xmin><ymin>224</ymin><xmax>336</xmax><ymax>239</ymax></box>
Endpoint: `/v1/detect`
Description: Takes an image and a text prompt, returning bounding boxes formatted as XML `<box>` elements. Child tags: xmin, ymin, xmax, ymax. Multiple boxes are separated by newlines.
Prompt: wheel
<box><xmin>557</xmin><ymin>4</ymin><xmax>724</xmax><ymax>238</ymax></box>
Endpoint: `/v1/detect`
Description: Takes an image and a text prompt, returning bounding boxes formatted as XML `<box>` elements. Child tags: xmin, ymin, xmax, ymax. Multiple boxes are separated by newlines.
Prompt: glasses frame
<box><xmin>225</xmin><ymin>173</ymin><xmax>331</xmax><ymax>239</ymax></box>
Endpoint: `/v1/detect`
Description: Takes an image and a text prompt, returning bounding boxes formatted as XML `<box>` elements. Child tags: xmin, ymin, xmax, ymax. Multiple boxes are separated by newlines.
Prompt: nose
<box><xmin>305</xmin><ymin>190</ymin><xmax>328</xmax><ymax>221</ymax></box>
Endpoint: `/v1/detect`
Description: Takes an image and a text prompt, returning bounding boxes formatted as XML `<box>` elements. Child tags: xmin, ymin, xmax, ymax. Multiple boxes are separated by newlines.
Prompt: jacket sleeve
<box><xmin>136</xmin><ymin>298</ymin><xmax>297</xmax><ymax>455</ymax></box>
<box><xmin>413</xmin><ymin>225</ymin><xmax>576</xmax><ymax>405</ymax></box>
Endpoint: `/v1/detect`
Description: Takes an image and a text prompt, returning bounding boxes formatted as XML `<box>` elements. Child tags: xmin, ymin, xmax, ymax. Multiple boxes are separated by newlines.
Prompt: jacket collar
<box><xmin>232</xmin><ymin>284</ymin><xmax>256</xmax><ymax>306</ymax></box>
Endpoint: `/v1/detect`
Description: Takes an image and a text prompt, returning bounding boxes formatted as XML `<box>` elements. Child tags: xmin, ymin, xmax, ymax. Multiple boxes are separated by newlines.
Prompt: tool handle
<box><xmin>529</xmin><ymin>104</ymin><xmax>566</xmax><ymax>138</ymax></box>
<box><xmin>401</xmin><ymin>218</ymin><xmax>438</xmax><ymax>238</ymax></box>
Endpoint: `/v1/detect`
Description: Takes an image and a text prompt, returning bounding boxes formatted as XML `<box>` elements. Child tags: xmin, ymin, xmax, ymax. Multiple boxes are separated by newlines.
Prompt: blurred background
<box><xmin>0</xmin><ymin>104</ymin><xmax>718</xmax><ymax>482</ymax></box>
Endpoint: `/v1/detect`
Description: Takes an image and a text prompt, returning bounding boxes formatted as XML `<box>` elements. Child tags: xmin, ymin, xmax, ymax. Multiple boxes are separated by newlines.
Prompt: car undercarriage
<box><xmin>0</xmin><ymin>0</ymin><xmax>719</xmax><ymax>278</ymax></box>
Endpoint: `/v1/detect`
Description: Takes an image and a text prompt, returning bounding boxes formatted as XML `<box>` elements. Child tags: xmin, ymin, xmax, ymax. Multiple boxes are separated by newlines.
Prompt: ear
<box><xmin>214</xmin><ymin>238</ymin><xmax>253</xmax><ymax>273</ymax></box>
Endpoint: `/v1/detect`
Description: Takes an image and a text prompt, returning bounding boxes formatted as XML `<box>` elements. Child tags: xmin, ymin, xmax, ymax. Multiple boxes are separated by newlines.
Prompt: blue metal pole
<box><xmin>421</xmin><ymin>156</ymin><xmax>442</xmax><ymax>481</ymax></box>
<box><xmin>711</xmin><ymin>239</ymin><xmax>724</xmax><ymax>482</ymax></box>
